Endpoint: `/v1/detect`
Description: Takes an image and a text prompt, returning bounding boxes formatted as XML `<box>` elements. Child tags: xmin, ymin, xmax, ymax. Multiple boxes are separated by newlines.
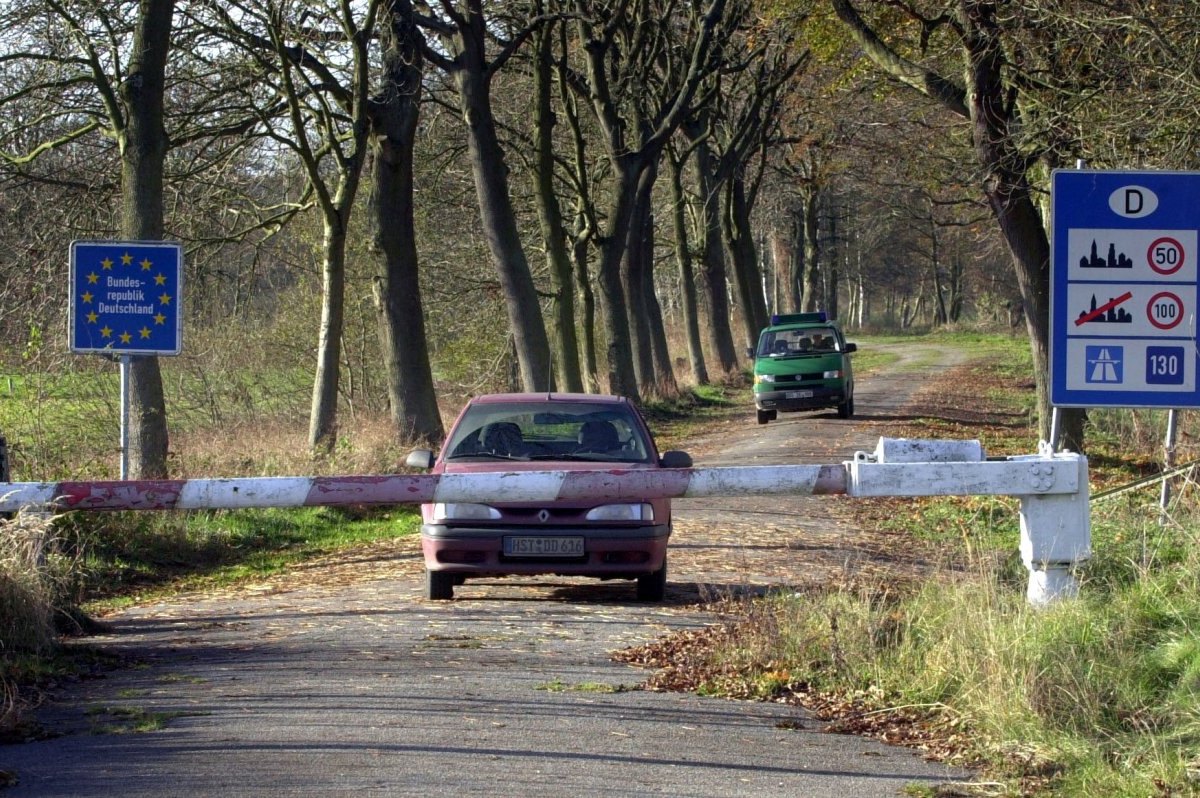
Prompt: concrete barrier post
<box><xmin>848</xmin><ymin>438</ymin><xmax>1091</xmax><ymax>606</ymax></box>
<box><xmin>1015</xmin><ymin>449</ymin><xmax>1091</xmax><ymax>605</ymax></box>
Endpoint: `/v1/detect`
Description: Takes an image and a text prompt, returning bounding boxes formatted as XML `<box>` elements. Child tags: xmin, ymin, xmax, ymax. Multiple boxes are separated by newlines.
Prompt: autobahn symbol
<box><xmin>1085</xmin><ymin>346</ymin><xmax>1123</xmax><ymax>384</ymax></box>
<box><xmin>1146</xmin><ymin>290</ymin><xmax>1184</xmax><ymax>329</ymax></box>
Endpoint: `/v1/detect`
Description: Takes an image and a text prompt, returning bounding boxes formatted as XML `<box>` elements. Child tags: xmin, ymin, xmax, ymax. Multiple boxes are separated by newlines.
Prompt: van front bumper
<box><xmin>755</xmin><ymin>386</ymin><xmax>845</xmax><ymax>412</ymax></box>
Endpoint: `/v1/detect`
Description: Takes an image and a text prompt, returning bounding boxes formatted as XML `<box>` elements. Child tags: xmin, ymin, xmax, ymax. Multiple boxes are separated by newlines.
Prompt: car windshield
<box><xmin>444</xmin><ymin>401</ymin><xmax>653</xmax><ymax>463</ymax></box>
<box><xmin>757</xmin><ymin>327</ymin><xmax>841</xmax><ymax>357</ymax></box>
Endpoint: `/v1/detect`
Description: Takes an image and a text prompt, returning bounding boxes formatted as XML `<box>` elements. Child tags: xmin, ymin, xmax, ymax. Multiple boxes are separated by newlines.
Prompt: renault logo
<box><xmin>537</xmin><ymin>509</ymin><xmax>550</xmax><ymax>523</ymax></box>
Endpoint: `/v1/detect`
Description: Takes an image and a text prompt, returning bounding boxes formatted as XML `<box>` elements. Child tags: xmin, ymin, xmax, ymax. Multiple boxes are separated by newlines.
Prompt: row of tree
<box><xmin>1</xmin><ymin>1</ymin><xmax>1196</xmax><ymax>477</ymax></box>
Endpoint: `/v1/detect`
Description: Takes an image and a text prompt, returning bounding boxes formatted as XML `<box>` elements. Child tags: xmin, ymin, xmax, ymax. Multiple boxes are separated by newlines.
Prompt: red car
<box><xmin>405</xmin><ymin>393</ymin><xmax>693</xmax><ymax>601</ymax></box>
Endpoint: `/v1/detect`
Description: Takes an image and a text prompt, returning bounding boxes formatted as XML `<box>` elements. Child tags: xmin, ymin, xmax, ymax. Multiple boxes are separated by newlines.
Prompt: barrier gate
<box><xmin>0</xmin><ymin>438</ymin><xmax>1090</xmax><ymax>605</ymax></box>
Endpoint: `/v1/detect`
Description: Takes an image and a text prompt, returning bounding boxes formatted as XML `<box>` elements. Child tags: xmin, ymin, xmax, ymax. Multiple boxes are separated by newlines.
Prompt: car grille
<box><xmin>499</xmin><ymin>507</ymin><xmax>588</xmax><ymax>524</ymax></box>
<box><xmin>777</xmin><ymin>371</ymin><xmax>826</xmax><ymax>382</ymax></box>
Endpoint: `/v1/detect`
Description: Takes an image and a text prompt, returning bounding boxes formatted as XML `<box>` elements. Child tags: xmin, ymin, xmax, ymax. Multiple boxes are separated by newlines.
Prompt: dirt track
<box><xmin>0</xmin><ymin>344</ymin><xmax>978</xmax><ymax>797</ymax></box>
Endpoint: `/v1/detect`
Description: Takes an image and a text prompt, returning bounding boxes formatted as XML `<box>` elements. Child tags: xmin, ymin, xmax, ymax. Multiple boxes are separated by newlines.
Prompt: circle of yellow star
<box><xmin>139</xmin><ymin>327</ymin><xmax>152</xmax><ymax>339</ymax></box>
<box><xmin>121</xmin><ymin>253</ymin><xmax>133</xmax><ymax>265</ymax></box>
<box><xmin>101</xmin><ymin>258</ymin><xmax>114</xmax><ymax>270</ymax></box>
<box><xmin>119</xmin><ymin>331</ymin><xmax>132</xmax><ymax>344</ymax></box>
<box><xmin>86</xmin><ymin>311</ymin><xmax>99</xmax><ymax>323</ymax></box>
<box><xmin>158</xmin><ymin>293</ymin><xmax>173</xmax><ymax>306</ymax></box>
<box><xmin>81</xmin><ymin>291</ymin><xmax>94</xmax><ymax>303</ymax></box>
<box><xmin>87</xmin><ymin>272</ymin><xmax>99</xmax><ymax>284</ymax></box>
<box><xmin>140</xmin><ymin>258</ymin><xmax>153</xmax><ymax>271</ymax></box>
<box><xmin>154</xmin><ymin>313</ymin><xmax>166</xmax><ymax>325</ymax></box>
<box><xmin>100</xmin><ymin>325</ymin><xmax>113</xmax><ymax>338</ymax></box>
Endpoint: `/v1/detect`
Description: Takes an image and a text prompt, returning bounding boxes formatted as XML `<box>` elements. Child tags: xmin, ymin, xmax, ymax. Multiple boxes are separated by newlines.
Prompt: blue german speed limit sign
<box><xmin>1051</xmin><ymin>170</ymin><xmax>1200</xmax><ymax>408</ymax></box>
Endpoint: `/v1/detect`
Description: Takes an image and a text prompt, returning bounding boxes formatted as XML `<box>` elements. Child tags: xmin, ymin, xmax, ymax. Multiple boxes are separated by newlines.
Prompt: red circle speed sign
<box><xmin>1148</xmin><ymin>237</ymin><xmax>1186</xmax><ymax>275</ymax></box>
<box><xmin>1147</xmin><ymin>291</ymin><xmax>1185</xmax><ymax>329</ymax></box>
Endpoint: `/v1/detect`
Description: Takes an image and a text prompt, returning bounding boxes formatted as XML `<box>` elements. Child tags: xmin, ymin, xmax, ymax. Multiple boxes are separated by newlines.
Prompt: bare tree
<box><xmin>0</xmin><ymin>1</ymin><xmax>182</xmax><ymax>477</ymax></box>
<box><xmin>830</xmin><ymin>0</ymin><xmax>1083</xmax><ymax>446</ymax></box>
<box><xmin>570</xmin><ymin>0</ymin><xmax>730</xmax><ymax>398</ymax></box>
<box><xmin>417</xmin><ymin>0</ymin><xmax>551</xmax><ymax>393</ymax></box>
<box><xmin>370</xmin><ymin>0</ymin><xmax>444</xmax><ymax>443</ymax></box>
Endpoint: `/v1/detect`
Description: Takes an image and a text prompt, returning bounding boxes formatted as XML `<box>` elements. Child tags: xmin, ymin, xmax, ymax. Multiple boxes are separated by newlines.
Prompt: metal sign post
<box><xmin>68</xmin><ymin>241</ymin><xmax>183</xmax><ymax>479</ymax></box>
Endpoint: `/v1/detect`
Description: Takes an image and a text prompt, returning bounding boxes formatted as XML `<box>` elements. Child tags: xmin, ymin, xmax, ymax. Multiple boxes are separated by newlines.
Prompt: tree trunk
<box><xmin>692</xmin><ymin>137</ymin><xmax>739</xmax><ymax>371</ymax></box>
<box><xmin>960</xmin><ymin>0</ymin><xmax>1083</xmax><ymax>447</ymax></box>
<box><xmin>800</xmin><ymin>185</ymin><xmax>821</xmax><ymax>313</ymax></box>
<box><xmin>572</xmin><ymin>230</ymin><xmax>600</xmax><ymax>392</ymax></box>
<box><xmin>119</xmin><ymin>0</ymin><xmax>176</xmax><ymax>480</ymax></box>
<box><xmin>453</xmin><ymin>24</ymin><xmax>550</xmax><ymax>393</ymax></box>
<box><xmin>595</xmin><ymin>155</ymin><xmax>644</xmax><ymax>399</ymax></box>
<box><xmin>638</xmin><ymin>203</ymin><xmax>677</xmax><ymax>395</ymax></box>
<box><xmin>533</xmin><ymin>24</ymin><xmax>584</xmax><ymax>393</ymax></box>
<box><xmin>622</xmin><ymin>166</ymin><xmax>656</xmax><ymax>392</ymax></box>
<box><xmin>789</xmin><ymin>208</ymin><xmax>805</xmax><ymax>312</ymax></box>
<box><xmin>721</xmin><ymin>175</ymin><xmax>768</xmax><ymax>349</ymax></box>
<box><xmin>309</xmin><ymin>222</ymin><xmax>347</xmax><ymax>451</ymax></box>
<box><xmin>369</xmin><ymin>0</ymin><xmax>444</xmax><ymax>444</ymax></box>
<box><xmin>668</xmin><ymin>151</ymin><xmax>709</xmax><ymax>384</ymax></box>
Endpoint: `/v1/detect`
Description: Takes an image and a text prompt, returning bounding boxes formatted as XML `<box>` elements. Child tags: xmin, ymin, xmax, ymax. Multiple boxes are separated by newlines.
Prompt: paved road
<box><xmin>2</xmin><ymin>344</ymin><xmax>974</xmax><ymax>797</ymax></box>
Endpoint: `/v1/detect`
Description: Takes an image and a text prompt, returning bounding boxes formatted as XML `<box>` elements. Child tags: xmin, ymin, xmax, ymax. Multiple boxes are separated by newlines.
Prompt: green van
<box><xmin>750</xmin><ymin>312</ymin><xmax>857</xmax><ymax>424</ymax></box>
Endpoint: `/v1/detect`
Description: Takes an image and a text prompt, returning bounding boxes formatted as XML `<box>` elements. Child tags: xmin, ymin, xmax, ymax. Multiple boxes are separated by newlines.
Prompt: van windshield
<box><xmin>757</xmin><ymin>327</ymin><xmax>840</xmax><ymax>357</ymax></box>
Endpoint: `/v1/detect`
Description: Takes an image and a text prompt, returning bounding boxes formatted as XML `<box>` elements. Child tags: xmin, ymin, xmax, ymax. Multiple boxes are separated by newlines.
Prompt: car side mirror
<box><xmin>660</xmin><ymin>450</ymin><xmax>693</xmax><ymax>469</ymax></box>
<box><xmin>405</xmin><ymin>448</ymin><xmax>434</xmax><ymax>470</ymax></box>
<box><xmin>844</xmin><ymin>342</ymin><xmax>857</xmax><ymax>353</ymax></box>
<box><xmin>745</xmin><ymin>346</ymin><xmax>755</xmax><ymax>360</ymax></box>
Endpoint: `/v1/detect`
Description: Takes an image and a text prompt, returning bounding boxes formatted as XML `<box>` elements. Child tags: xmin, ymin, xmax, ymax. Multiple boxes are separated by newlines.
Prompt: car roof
<box><xmin>469</xmin><ymin>392</ymin><xmax>631</xmax><ymax>406</ymax></box>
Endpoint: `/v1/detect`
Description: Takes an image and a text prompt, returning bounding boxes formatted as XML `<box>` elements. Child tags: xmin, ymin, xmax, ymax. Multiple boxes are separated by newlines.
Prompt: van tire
<box><xmin>757</xmin><ymin>409</ymin><xmax>775</xmax><ymax>425</ymax></box>
<box><xmin>837</xmin><ymin>397</ymin><xmax>854</xmax><ymax>419</ymax></box>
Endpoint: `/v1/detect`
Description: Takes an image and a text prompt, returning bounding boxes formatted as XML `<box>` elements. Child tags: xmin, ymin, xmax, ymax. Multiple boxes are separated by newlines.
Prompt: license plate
<box><xmin>503</xmin><ymin>536</ymin><xmax>585</xmax><ymax>557</ymax></box>
<box><xmin>785</xmin><ymin>390</ymin><xmax>814</xmax><ymax>399</ymax></box>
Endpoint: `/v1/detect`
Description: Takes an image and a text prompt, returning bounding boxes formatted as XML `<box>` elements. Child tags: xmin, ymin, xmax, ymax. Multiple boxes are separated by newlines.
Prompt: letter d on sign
<box><xmin>1109</xmin><ymin>185</ymin><xmax>1158</xmax><ymax>218</ymax></box>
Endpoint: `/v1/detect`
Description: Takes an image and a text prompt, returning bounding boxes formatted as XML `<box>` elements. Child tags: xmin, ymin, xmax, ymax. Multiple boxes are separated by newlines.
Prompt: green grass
<box><xmin>68</xmin><ymin>505</ymin><xmax>420</xmax><ymax>611</ymax></box>
<box><xmin>683</xmin><ymin>331</ymin><xmax>1200</xmax><ymax>796</ymax></box>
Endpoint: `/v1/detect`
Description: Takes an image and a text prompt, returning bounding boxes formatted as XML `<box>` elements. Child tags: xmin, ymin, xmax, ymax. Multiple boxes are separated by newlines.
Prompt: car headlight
<box><xmin>755</xmin><ymin>373</ymin><xmax>775</xmax><ymax>384</ymax></box>
<box><xmin>585</xmin><ymin>503</ymin><xmax>654</xmax><ymax>521</ymax></box>
<box><xmin>823</xmin><ymin>370</ymin><xmax>842</xmax><ymax>379</ymax></box>
<box><xmin>432</xmin><ymin>502</ymin><xmax>501</xmax><ymax>521</ymax></box>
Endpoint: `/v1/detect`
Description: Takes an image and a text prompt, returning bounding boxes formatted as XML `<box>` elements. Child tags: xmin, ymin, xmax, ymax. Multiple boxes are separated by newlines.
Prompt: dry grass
<box><xmin>0</xmin><ymin>511</ymin><xmax>63</xmax><ymax>736</ymax></box>
<box><xmin>169</xmin><ymin>413</ymin><xmax>426</xmax><ymax>478</ymax></box>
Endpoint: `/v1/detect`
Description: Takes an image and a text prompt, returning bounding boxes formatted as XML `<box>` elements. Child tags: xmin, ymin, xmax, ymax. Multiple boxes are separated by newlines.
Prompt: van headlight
<box><xmin>432</xmin><ymin>503</ymin><xmax>501</xmax><ymax>521</ymax></box>
<box><xmin>586</xmin><ymin>503</ymin><xmax>654</xmax><ymax>521</ymax></box>
<box><xmin>755</xmin><ymin>373</ymin><xmax>775</xmax><ymax>384</ymax></box>
<box><xmin>823</xmin><ymin>370</ymin><xmax>842</xmax><ymax>379</ymax></box>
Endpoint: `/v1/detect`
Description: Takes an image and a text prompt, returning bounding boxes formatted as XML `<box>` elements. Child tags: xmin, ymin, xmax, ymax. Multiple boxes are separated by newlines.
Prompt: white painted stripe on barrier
<box><xmin>0</xmin><ymin>485</ymin><xmax>57</xmax><ymax>508</ymax></box>
<box><xmin>176</xmin><ymin>477</ymin><xmax>315</xmax><ymax>510</ymax></box>
<box><xmin>682</xmin><ymin>465</ymin><xmax>829</xmax><ymax>497</ymax></box>
<box><xmin>849</xmin><ymin>459</ymin><xmax>1080</xmax><ymax>497</ymax></box>
<box><xmin>432</xmin><ymin>471</ymin><xmax>569</xmax><ymax>504</ymax></box>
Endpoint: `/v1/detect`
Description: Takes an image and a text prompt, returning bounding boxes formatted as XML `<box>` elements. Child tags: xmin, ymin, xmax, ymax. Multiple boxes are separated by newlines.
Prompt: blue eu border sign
<box><xmin>1051</xmin><ymin>170</ymin><xmax>1200</xmax><ymax>408</ymax></box>
<box><xmin>69</xmin><ymin>241</ymin><xmax>183</xmax><ymax>356</ymax></box>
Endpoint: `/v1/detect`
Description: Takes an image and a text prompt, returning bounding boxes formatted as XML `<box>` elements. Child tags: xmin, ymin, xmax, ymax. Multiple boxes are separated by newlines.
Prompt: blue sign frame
<box><xmin>1051</xmin><ymin>170</ymin><xmax>1200</xmax><ymax>408</ymax></box>
<box><xmin>69</xmin><ymin>240</ymin><xmax>183</xmax><ymax>356</ymax></box>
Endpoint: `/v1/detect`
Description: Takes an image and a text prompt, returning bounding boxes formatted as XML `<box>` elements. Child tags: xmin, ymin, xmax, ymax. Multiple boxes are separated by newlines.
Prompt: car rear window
<box><xmin>445</xmin><ymin>402</ymin><xmax>653</xmax><ymax>462</ymax></box>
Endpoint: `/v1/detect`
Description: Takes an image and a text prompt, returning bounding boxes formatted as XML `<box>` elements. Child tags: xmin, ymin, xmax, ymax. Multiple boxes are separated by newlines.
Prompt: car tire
<box><xmin>837</xmin><ymin>396</ymin><xmax>854</xmax><ymax>419</ymax></box>
<box><xmin>636</xmin><ymin>559</ymin><xmax>667</xmax><ymax>602</ymax></box>
<box><xmin>756</xmin><ymin>409</ymin><xmax>775</xmax><ymax>425</ymax></box>
<box><xmin>426</xmin><ymin>569</ymin><xmax>455</xmax><ymax>601</ymax></box>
